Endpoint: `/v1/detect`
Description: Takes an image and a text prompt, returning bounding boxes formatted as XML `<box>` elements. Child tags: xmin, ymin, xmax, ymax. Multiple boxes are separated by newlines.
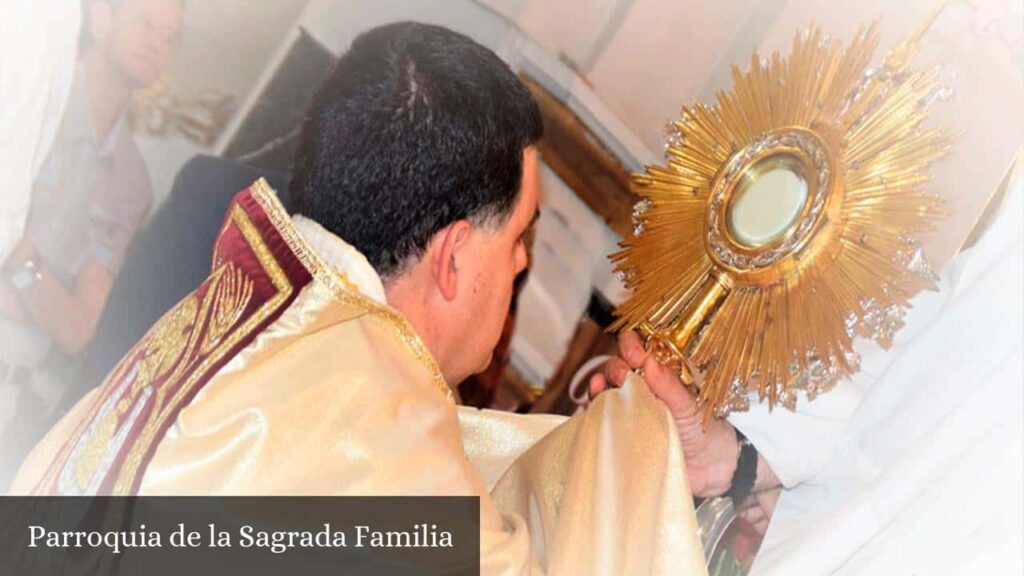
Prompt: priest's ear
<box><xmin>429</xmin><ymin>220</ymin><xmax>473</xmax><ymax>301</ymax></box>
<box><xmin>88</xmin><ymin>1</ymin><xmax>116</xmax><ymax>47</ymax></box>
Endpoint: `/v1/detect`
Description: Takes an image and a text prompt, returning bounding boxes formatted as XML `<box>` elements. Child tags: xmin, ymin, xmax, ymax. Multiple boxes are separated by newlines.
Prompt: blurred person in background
<box><xmin>0</xmin><ymin>0</ymin><xmax>81</xmax><ymax>265</ymax></box>
<box><xmin>0</xmin><ymin>0</ymin><xmax>182</xmax><ymax>490</ymax></box>
<box><xmin>0</xmin><ymin>0</ymin><xmax>82</xmax><ymax>488</ymax></box>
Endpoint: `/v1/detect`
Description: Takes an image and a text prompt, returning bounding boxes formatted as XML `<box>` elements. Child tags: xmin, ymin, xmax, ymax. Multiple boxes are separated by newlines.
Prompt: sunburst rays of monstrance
<box><xmin>610</xmin><ymin>10</ymin><xmax>956</xmax><ymax>424</ymax></box>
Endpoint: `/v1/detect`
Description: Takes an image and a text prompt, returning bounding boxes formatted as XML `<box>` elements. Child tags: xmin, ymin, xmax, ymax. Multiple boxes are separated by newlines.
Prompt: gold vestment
<box><xmin>12</xmin><ymin>180</ymin><xmax>705</xmax><ymax>575</ymax></box>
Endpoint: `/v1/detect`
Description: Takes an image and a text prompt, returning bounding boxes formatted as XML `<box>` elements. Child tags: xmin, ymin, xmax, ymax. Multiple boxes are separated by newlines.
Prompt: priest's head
<box><xmin>290</xmin><ymin>22</ymin><xmax>543</xmax><ymax>386</ymax></box>
<box><xmin>83</xmin><ymin>0</ymin><xmax>183</xmax><ymax>89</ymax></box>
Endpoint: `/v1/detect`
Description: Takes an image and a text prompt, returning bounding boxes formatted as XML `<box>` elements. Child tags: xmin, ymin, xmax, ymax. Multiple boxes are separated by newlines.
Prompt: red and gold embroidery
<box><xmin>36</xmin><ymin>185</ymin><xmax>308</xmax><ymax>495</ymax></box>
<box><xmin>35</xmin><ymin>178</ymin><xmax>452</xmax><ymax>495</ymax></box>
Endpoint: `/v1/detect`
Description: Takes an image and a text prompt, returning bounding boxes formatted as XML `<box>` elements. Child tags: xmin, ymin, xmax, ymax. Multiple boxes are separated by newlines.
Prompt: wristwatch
<box><xmin>724</xmin><ymin>428</ymin><xmax>758</xmax><ymax>506</ymax></box>
<box><xmin>8</xmin><ymin>257</ymin><xmax>43</xmax><ymax>290</ymax></box>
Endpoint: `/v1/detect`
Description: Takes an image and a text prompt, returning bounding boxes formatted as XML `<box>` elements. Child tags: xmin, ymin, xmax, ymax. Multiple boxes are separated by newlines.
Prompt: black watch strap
<box><xmin>724</xmin><ymin>428</ymin><xmax>757</xmax><ymax>506</ymax></box>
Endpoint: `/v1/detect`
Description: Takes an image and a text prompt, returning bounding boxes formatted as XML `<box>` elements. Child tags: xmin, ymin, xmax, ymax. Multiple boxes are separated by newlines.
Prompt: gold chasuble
<box><xmin>11</xmin><ymin>180</ymin><xmax>705</xmax><ymax>575</ymax></box>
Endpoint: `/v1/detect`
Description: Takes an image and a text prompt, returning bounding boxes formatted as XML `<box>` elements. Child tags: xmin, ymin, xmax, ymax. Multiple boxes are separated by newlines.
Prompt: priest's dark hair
<box><xmin>289</xmin><ymin>21</ymin><xmax>543</xmax><ymax>278</ymax></box>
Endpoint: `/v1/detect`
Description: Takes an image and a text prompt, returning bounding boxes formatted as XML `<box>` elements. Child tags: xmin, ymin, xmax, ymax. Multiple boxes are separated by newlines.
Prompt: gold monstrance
<box><xmin>611</xmin><ymin>9</ymin><xmax>956</xmax><ymax>423</ymax></box>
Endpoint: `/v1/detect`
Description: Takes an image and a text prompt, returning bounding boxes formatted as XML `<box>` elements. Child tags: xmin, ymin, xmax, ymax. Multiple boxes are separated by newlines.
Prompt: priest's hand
<box><xmin>589</xmin><ymin>331</ymin><xmax>780</xmax><ymax>499</ymax></box>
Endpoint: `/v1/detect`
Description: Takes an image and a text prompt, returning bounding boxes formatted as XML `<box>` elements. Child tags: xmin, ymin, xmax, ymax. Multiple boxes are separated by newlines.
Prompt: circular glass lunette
<box><xmin>725</xmin><ymin>154</ymin><xmax>810</xmax><ymax>248</ymax></box>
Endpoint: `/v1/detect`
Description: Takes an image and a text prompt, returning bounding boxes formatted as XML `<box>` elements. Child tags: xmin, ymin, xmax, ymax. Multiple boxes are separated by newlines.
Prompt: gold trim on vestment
<box><xmin>37</xmin><ymin>201</ymin><xmax>293</xmax><ymax>495</ymax></box>
<box><xmin>36</xmin><ymin>180</ymin><xmax>452</xmax><ymax>495</ymax></box>
<box><xmin>248</xmin><ymin>179</ymin><xmax>453</xmax><ymax>401</ymax></box>
<box><xmin>113</xmin><ymin>203</ymin><xmax>294</xmax><ymax>494</ymax></box>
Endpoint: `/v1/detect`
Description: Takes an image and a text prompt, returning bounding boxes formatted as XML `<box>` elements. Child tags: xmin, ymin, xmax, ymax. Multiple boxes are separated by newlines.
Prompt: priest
<box><xmin>10</xmin><ymin>22</ymin><xmax>705</xmax><ymax>575</ymax></box>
